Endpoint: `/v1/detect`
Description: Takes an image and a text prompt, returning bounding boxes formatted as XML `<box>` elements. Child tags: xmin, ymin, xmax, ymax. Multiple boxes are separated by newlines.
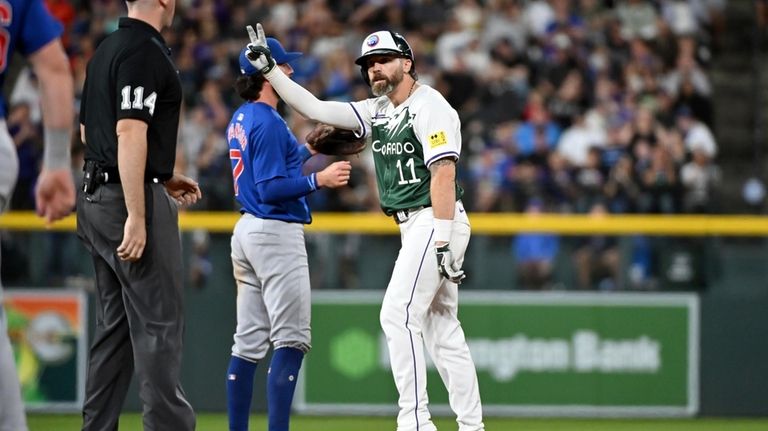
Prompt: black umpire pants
<box><xmin>77</xmin><ymin>183</ymin><xmax>195</xmax><ymax>431</ymax></box>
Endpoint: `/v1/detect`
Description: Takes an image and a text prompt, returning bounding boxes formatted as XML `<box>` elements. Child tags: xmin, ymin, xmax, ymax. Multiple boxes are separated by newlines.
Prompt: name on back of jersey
<box><xmin>227</xmin><ymin>121</ymin><xmax>247</xmax><ymax>151</ymax></box>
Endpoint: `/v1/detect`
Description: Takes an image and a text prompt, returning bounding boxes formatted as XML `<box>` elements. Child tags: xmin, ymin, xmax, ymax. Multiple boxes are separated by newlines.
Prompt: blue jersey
<box><xmin>0</xmin><ymin>0</ymin><xmax>63</xmax><ymax>118</ymax></box>
<box><xmin>227</xmin><ymin>102</ymin><xmax>312</xmax><ymax>224</ymax></box>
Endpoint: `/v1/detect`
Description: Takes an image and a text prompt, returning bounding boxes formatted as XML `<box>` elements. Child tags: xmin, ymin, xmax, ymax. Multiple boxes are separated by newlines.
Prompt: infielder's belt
<box><xmin>393</xmin><ymin>205</ymin><xmax>429</xmax><ymax>225</ymax></box>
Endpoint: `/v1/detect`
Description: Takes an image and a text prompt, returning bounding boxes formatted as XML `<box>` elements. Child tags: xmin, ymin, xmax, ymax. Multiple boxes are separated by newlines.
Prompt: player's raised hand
<box><xmin>316</xmin><ymin>160</ymin><xmax>352</xmax><ymax>189</ymax></box>
<box><xmin>35</xmin><ymin>168</ymin><xmax>76</xmax><ymax>225</ymax></box>
<box><xmin>245</xmin><ymin>24</ymin><xmax>275</xmax><ymax>74</ymax></box>
<box><xmin>164</xmin><ymin>173</ymin><xmax>202</xmax><ymax>207</ymax></box>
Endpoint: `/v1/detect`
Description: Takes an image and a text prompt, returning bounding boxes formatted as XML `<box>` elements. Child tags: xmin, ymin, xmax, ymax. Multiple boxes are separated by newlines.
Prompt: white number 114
<box><xmin>120</xmin><ymin>85</ymin><xmax>158</xmax><ymax>116</ymax></box>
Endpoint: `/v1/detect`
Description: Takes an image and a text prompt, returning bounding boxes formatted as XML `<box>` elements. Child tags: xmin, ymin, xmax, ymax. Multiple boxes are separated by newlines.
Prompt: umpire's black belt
<box><xmin>84</xmin><ymin>160</ymin><xmax>170</xmax><ymax>185</ymax></box>
<box><xmin>392</xmin><ymin>205</ymin><xmax>430</xmax><ymax>225</ymax></box>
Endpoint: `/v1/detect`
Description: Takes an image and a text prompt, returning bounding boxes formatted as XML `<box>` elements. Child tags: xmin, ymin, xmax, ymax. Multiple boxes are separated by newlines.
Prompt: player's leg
<box><xmin>423</xmin><ymin>209</ymin><xmax>484</xmax><ymax>431</ymax></box>
<box><xmin>228</xmin><ymin>216</ymin><xmax>272</xmax><ymax>431</ymax></box>
<box><xmin>0</xmin><ymin>122</ymin><xmax>18</xmax><ymax>214</ymax></box>
<box><xmin>380</xmin><ymin>209</ymin><xmax>444</xmax><ymax>431</ymax></box>
<box><xmin>121</xmin><ymin>186</ymin><xmax>195</xmax><ymax>430</ymax></box>
<box><xmin>0</xmin><ymin>121</ymin><xmax>25</xmax><ymax>431</ymax></box>
<box><xmin>258</xmin><ymin>220</ymin><xmax>311</xmax><ymax>431</ymax></box>
<box><xmin>0</xmin><ymin>294</ymin><xmax>28</xmax><ymax>431</ymax></box>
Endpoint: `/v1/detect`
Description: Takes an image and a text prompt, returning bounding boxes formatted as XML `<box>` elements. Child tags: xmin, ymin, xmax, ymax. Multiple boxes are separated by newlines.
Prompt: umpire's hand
<box><xmin>164</xmin><ymin>173</ymin><xmax>202</xmax><ymax>207</ymax></box>
<box><xmin>118</xmin><ymin>214</ymin><xmax>146</xmax><ymax>262</ymax></box>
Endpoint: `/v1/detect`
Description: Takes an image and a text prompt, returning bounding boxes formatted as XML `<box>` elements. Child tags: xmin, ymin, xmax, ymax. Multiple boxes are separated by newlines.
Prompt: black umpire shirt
<box><xmin>80</xmin><ymin>17</ymin><xmax>181</xmax><ymax>180</ymax></box>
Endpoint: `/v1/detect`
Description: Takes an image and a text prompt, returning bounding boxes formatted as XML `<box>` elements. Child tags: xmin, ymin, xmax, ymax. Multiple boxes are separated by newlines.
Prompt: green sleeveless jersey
<box><xmin>352</xmin><ymin>85</ymin><xmax>463</xmax><ymax>215</ymax></box>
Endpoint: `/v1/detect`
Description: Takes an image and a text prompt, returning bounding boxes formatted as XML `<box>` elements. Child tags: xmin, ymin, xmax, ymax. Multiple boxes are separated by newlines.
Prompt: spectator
<box><xmin>515</xmin><ymin>91</ymin><xmax>561</xmax><ymax>165</ymax></box>
<box><xmin>680</xmin><ymin>147</ymin><xmax>721</xmax><ymax>213</ymax></box>
<box><xmin>543</xmin><ymin>151</ymin><xmax>577</xmax><ymax>211</ymax></box>
<box><xmin>482</xmin><ymin>0</ymin><xmax>528</xmax><ymax>53</ymax></box>
<box><xmin>557</xmin><ymin>110</ymin><xmax>606</xmax><ymax>168</ymax></box>
<box><xmin>573</xmin><ymin>202</ymin><xmax>621</xmax><ymax>290</ymax></box>
<box><xmin>615</xmin><ymin>0</ymin><xmax>659</xmax><ymax>40</ymax></box>
<box><xmin>676</xmin><ymin>105</ymin><xmax>717</xmax><ymax>158</ymax></box>
<box><xmin>638</xmin><ymin>145</ymin><xmax>681</xmax><ymax>213</ymax></box>
<box><xmin>604</xmin><ymin>154</ymin><xmax>640</xmax><ymax>213</ymax></box>
<box><xmin>574</xmin><ymin>146</ymin><xmax>606</xmax><ymax>212</ymax></box>
<box><xmin>512</xmin><ymin>198</ymin><xmax>560</xmax><ymax>289</ymax></box>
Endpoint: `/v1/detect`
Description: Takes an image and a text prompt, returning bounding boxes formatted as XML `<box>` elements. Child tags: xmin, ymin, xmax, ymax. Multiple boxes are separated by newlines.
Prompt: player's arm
<box><xmin>28</xmin><ymin>38</ymin><xmax>76</xmax><ymax>223</ymax></box>
<box><xmin>265</xmin><ymin>68</ymin><xmax>361</xmax><ymax>130</ymax></box>
<box><xmin>245</xmin><ymin>24</ymin><xmax>364</xmax><ymax>133</ymax></box>
<box><xmin>255</xmin><ymin>162</ymin><xmax>351</xmax><ymax>204</ymax></box>
<box><xmin>116</xmin><ymin>118</ymin><xmax>147</xmax><ymax>262</ymax></box>
<box><xmin>430</xmin><ymin>157</ymin><xmax>465</xmax><ymax>283</ymax></box>
<box><xmin>418</xmin><ymin>98</ymin><xmax>465</xmax><ymax>282</ymax></box>
<box><xmin>250</xmin><ymin>123</ymin><xmax>350</xmax><ymax>204</ymax></box>
<box><xmin>430</xmin><ymin>158</ymin><xmax>457</xmax><ymax>246</ymax></box>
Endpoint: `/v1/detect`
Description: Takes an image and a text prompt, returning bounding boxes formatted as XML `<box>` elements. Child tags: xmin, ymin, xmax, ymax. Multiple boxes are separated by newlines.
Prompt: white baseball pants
<box><xmin>380</xmin><ymin>202</ymin><xmax>484</xmax><ymax>431</ymax></box>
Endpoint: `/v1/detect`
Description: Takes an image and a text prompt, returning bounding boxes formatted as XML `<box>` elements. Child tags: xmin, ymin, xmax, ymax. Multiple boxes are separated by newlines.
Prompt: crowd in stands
<box><xmin>5</xmin><ymin>0</ymin><xmax>735</xmax><ymax>290</ymax></box>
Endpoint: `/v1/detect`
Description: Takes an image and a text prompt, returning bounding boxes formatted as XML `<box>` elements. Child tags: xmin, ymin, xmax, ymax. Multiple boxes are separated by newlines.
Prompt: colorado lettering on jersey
<box><xmin>371</xmin><ymin>140</ymin><xmax>417</xmax><ymax>156</ymax></box>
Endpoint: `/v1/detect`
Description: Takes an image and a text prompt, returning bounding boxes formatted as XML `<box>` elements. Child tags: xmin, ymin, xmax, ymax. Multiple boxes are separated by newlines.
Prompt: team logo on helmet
<box><xmin>366</xmin><ymin>34</ymin><xmax>379</xmax><ymax>47</ymax></box>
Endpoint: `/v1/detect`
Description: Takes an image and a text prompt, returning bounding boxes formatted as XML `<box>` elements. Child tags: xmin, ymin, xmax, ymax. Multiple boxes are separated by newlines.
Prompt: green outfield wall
<box><xmin>296</xmin><ymin>292</ymin><xmax>698</xmax><ymax>417</ymax></box>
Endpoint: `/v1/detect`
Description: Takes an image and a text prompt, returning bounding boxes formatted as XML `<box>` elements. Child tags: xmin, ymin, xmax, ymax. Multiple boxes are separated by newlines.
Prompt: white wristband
<box><xmin>433</xmin><ymin>218</ymin><xmax>453</xmax><ymax>243</ymax></box>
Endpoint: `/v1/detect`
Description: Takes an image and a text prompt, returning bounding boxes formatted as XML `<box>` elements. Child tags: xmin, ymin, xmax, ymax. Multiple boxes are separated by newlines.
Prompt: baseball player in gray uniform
<box><xmin>225</xmin><ymin>41</ymin><xmax>352</xmax><ymax>431</ymax></box>
<box><xmin>0</xmin><ymin>1</ymin><xmax>75</xmax><ymax>430</ymax></box>
<box><xmin>245</xmin><ymin>25</ymin><xmax>484</xmax><ymax>431</ymax></box>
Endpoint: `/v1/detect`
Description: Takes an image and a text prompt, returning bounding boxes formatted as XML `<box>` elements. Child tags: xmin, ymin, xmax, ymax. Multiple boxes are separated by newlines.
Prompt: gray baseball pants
<box><xmin>77</xmin><ymin>183</ymin><xmax>195</xmax><ymax>431</ymax></box>
<box><xmin>0</xmin><ymin>120</ymin><xmax>27</xmax><ymax>431</ymax></box>
<box><xmin>230</xmin><ymin>213</ymin><xmax>312</xmax><ymax>360</ymax></box>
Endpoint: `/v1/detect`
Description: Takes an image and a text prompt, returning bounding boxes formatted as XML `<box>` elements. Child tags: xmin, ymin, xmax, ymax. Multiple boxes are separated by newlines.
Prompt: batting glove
<box><xmin>436</xmin><ymin>244</ymin><xmax>466</xmax><ymax>284</ymax></box>
<box><xmin>245</xmin><ymin>24</ymin><xmax>276</xmax><ymax>74</ymax></box>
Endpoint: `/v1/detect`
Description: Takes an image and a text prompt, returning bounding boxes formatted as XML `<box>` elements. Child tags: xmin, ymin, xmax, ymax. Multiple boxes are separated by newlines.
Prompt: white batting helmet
<box><xmin>354</xmin><ymin>30</ymin><xmax>415</xmax><ymax>84</ymax></box>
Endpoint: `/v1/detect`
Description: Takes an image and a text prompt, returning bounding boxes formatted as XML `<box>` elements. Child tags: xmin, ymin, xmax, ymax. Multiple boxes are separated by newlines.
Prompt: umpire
<box><xmin>77</xmin><ymin>1</ymin><xmax>200</xmax><ymax>429</ymax></box>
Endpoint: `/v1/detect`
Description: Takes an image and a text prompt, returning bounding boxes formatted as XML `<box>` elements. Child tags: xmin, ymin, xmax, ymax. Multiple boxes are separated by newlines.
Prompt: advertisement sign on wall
<box><xmin>296</xmin><ymin>291</ymin><xmax>698</xmax><ymax>417</ymax></box>
<box><xmin>4</xmin><ymin>289</ymin><xmax>87</xmax><ymax>411</ymax></box>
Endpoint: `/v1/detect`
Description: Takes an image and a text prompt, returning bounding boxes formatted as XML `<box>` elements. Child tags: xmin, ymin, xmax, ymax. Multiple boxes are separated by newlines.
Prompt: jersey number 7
<box><xmin>229</xmin><ymin>149</ymin><xmax>243</xmax><ymax>196</ymax></box>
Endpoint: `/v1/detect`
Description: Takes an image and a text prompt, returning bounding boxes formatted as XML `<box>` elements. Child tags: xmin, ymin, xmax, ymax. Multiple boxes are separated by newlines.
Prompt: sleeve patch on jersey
<box><xmin>428</xmin><ymin>131</ymin><xmax>448</xmax><ymax>149</ymax></box>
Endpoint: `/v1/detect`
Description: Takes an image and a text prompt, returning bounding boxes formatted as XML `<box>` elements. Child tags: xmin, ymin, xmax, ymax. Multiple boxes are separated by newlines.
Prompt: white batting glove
<box><xmin>245</xmin><ymin>24</ymin><xmax>276</xmax><ymax>74</ymax></box>
<box><xmin>436</xmin><ymin>244</ymin><xmax>466</xmax><ymax>284</ymax></box>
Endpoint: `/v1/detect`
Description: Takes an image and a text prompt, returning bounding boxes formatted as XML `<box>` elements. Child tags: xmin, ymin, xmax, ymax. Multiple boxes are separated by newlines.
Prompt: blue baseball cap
<box><xmin>239</xmin><ymin>37</ymin><xmax>302</xmax><ymax>76</ymax></box>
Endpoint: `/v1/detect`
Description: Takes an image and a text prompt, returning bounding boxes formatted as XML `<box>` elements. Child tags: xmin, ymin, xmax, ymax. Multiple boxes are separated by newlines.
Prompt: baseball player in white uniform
<box><xmin>245</xmin><ymin>24</ymin><xmax>484</xmax><ymax>431</ymax></box>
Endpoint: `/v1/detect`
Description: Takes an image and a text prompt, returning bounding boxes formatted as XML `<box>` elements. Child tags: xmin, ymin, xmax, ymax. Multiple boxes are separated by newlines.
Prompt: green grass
<box><xmin>26</xmin><ymin>413</ymin><xmax>768</xmax><ymax>431</ymax></box>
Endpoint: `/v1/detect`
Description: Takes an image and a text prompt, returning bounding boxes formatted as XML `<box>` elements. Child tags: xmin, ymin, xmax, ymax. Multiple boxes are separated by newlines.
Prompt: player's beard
<box><xmin>371</xmin><ymin>67</ymin><xmax>405</xmax><ymax>97</ymax></box>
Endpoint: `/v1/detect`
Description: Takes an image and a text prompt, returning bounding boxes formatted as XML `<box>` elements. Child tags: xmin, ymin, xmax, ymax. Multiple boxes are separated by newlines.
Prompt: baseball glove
<box><xmin>305</xmin><ymin>123</ymin><xmax>366</xmax><ymax>156</ymax></box>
